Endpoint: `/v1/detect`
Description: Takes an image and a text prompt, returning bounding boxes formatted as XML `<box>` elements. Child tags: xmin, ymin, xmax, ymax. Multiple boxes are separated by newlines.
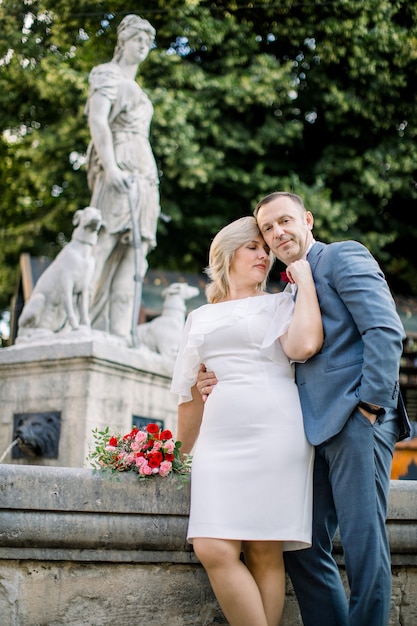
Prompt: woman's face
<box><xmin>123</xmin><ymin>31</ymin><xmax>151</xmax><ymax>64</ymax></box>
<box><xmin>229</xmin><ymin>235</ymin><xmax>271</xmax><ymax>289</ymax></box>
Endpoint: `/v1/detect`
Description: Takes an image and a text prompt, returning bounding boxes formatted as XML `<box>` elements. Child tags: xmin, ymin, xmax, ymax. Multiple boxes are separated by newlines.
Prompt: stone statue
<box><xmin>17</xmin><ymin>206</ymin><xmax>102</xmax><ymax>339</ymax></box>
<box><xmin>136</xmin><ymin>283</ymin><xmax>199</xmax><ymax>360</ymax></box>
<box><xmin>85</xmin><ymin>14</ymin><xmax>160</xmax><ymax>341</ymax></box>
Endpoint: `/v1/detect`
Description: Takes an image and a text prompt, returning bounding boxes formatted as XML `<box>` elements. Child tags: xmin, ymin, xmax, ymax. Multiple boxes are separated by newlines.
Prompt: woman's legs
<box><xmin>243</xmin><ymin>541</ymin><xmax>285</xmax><ymax>626</ymax></box>
<box><xmin>193</xmin><ymin>537</ymin><xmax>284</xmax><ymax>626</ymax></box>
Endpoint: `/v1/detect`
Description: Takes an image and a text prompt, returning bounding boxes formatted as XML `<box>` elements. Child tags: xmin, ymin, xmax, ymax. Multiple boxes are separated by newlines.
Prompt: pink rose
<box><xmin>158</xmin><ymin>461</ymin><xmax>172</xmax><ymax>477</ymax></box>
<box><xmin>134</xmin><ymin>431</ymin><xmax>147</xmax><ymax>444</ymax></box>
<box><xmin>139</xmin><ymin>463</ymin><xmax>152</xmax><ymax>476</ymax></box>
<box><xmin>163</xmin><ymin>441</ymin><xmax>175</xmax><ymax>454</ymax></box>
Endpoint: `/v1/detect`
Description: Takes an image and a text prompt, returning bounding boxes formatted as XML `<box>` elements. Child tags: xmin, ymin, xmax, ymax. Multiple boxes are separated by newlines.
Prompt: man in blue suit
<box><xmin>198</xmin><ymin>191</ymin><xmax>410</xmax><ymax>625</ymax></box>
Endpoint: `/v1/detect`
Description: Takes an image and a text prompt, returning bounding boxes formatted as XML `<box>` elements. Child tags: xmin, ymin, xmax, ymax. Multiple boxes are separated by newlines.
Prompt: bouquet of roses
<box><xmin>88</xmin><ymin>423</ymin><xmax>191</xmax><ymax>483</ymax></box>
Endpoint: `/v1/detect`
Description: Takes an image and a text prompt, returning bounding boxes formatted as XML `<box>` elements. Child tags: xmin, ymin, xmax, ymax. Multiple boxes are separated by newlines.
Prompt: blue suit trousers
<box><xmin>284</xmin><ymin>407</ymin><xmax>400</xmax><ymax>626</ymax></box>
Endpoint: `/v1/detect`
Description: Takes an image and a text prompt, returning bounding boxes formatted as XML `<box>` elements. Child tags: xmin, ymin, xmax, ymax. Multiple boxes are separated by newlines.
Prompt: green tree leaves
<box><xmin>0</xmin><ymin>0</ymin><xmax>416</xmax><ymax>314</ymax></box>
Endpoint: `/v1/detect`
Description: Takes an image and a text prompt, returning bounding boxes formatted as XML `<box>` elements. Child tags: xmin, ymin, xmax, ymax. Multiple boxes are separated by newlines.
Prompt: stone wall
<box><xmin>0</xmin><ymin>465</ymin><xmax>416</xmax><ymax>626</ymax></box>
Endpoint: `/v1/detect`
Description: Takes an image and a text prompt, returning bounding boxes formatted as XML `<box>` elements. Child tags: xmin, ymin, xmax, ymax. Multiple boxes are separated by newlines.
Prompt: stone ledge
<box><xmin>0</xmin><ymin>465</ymin><xmax>416</xmax><ymax>564</ymax></box>
<box><xmin>0</xmin><ymin>465</ymin><xmax>416</xmax><ymax>626</ymax></box>
<box><xmin>0</xmin><ymin>511</ymin><xmax>191</xmax><ymax>551</ymax></box>
<box><xmin>0</xmin><ymin>334</ymin><xmax>174</xmax><ymax>378</ymax></box>
<box><xmin>0</xmin><ymin>463</ymin><xmax>189</xmax><ymax>514</ymax></box>
<box><xmin>0</xmin><ymin>548</ymin><xmax>197</xmax><ymax>563</ymax></box>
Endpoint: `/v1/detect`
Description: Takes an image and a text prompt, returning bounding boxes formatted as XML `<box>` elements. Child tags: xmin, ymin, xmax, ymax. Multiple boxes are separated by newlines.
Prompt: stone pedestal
<box><xmin>0</xmin><ymin>332</ymin><xmax>177</xmax><ymax>467</ymax></box>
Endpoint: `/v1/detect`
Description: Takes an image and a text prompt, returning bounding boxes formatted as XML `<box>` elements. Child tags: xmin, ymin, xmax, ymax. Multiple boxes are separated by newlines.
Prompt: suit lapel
<box><xmin>307</xmin><ymin>241</ymin><xmax>325</xmax><ymax>274</ymax></box>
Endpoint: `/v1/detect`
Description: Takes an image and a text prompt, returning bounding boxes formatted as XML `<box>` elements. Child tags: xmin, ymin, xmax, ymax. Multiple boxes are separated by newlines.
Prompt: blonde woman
<box><xmin>171</xmin><ymin>216</ymin><xmax>323</xmax><ymax>626</ymax></box>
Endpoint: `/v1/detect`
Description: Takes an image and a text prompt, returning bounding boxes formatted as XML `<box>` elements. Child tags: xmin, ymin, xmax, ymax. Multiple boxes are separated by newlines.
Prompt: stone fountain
<box><xmin>0</xmin><ymin>14</ymin><xmax>201</xmax><ymax>468</ymax></box>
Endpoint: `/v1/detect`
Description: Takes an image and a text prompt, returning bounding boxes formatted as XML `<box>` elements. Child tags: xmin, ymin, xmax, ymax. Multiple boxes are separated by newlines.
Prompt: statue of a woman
<box><xmin>85</xmin><ymin>14</ymin><xmax>160</xmax><ymax>339</ymax></box>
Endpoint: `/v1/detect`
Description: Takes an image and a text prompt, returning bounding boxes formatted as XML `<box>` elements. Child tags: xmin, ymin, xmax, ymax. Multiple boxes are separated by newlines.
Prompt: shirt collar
<box><xmin>305</xmin><ymin>239</ymin><xmax>316</xmax><ymax>259</ymax></box>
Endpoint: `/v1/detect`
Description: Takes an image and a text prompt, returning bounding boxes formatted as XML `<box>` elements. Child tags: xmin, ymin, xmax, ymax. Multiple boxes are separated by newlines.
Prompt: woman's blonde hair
<box><xmin>205</xmin><ymin>216</ymin><xmax>274</xmax><ymax>304</ymax></box>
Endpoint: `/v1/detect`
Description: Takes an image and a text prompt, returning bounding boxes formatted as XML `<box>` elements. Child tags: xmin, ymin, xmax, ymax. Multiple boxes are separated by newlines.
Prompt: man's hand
<box><xmin>196</xmin><ymin>364</ymin><xmax>218</xmax><ymax>402</ymax></box>
<box><xmin>357</xmin><ymin>404</ymin><xmax>378</xmax><ymax>425</ymax></box>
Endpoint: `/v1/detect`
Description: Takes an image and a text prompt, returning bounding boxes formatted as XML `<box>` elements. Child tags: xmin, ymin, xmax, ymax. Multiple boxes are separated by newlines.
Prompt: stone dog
<box><xmin>18</xmin><ymin>206</ymin><xmax>103</xmax><ymax>335</ymax></box>
<box><xmin>136</xmin><ymin>282</ymin><xmax>199</xmax><ymax>358</ymax></box>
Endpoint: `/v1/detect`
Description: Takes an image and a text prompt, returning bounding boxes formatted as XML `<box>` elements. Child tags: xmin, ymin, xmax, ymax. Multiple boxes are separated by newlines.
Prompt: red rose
<box><xmin>164</xmin><ymin>453</ymin><xmax>174</xmax><ymax>462</ymax></box>
<box><xmin>160</xmin><ymin>429</ymin><xmax>173</xmax><ymax>440</ymax></box>
<box><xmin>148</xmin><ymin>451</ymin><xmax>163</xmax><ymax>468</ymax></box>
<box><xmin>108</xmin><ymin>436</ymin><xmax>118</xmax><ymax>447</ymax></box>
<box><xmin>146</xmin><ymin>423</ymin><xmax>160</xmax><ymax>436</ymax></box>
<box><xmin>123</xmin><ymin>427</ymin><xmax>138</xmax><ymax>440</ymax></box>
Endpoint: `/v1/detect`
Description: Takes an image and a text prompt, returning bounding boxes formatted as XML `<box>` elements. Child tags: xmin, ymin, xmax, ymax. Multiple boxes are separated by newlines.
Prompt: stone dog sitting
<box><xmin>17</xmin><ymin>206</ymin><xmax>103</xmax><ymax>337</ymax></box>
<box><xmin>136</xmin><ymin>282</ymin><xmax>199</xmax><ymax>359</ymax></box>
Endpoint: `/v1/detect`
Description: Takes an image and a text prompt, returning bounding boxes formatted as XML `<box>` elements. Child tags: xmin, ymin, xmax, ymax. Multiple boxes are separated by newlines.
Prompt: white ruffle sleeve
<box><xmin>260</xmin><ymin>292</ymin><xmax>295</xmax><ymax>362</ymax></box>
<box><xmin>170</xmin><ymin>312</ymin><xmax>201</xmax><ymax>405</ymax></box>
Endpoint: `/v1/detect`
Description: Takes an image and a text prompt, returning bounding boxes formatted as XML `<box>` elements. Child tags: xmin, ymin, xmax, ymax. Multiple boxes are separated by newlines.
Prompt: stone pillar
<box><xmin>0</xmin><ymin>336</ymin><xmax>177</xmax><ymax>467</ymax></box>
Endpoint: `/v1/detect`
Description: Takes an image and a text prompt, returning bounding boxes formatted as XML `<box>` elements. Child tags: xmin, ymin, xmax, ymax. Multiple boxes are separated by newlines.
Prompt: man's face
<box><xmin>256</xmin><ymin>196</ymin><xmax>314</xmax><ymax>265</ymax></box>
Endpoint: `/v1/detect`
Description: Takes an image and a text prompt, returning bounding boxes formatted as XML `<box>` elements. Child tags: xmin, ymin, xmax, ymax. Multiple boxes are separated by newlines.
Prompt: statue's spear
<box><xmin>128</xmin><ymin>176</ymin><xmax>142</xmax><ymax>349</ymax></box>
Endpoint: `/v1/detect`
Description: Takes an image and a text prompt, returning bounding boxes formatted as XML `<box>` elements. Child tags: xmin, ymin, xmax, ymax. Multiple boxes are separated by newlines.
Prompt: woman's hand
<box><xmin>285</xmin><ymin>259</ymin><xmax>314</xmax><ymax>285</ymax></box>
<box><xmin>280</xmin><ymin>259</ymin><xmax>323</xmax><ymax>361</ymax></box>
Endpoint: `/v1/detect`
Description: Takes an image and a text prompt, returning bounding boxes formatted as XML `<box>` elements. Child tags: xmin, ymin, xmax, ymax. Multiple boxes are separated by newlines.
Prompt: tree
<box><xmin>0</xmin><ymin>0</ymin><xmax>416</xmax><ymax>316</ymax></box>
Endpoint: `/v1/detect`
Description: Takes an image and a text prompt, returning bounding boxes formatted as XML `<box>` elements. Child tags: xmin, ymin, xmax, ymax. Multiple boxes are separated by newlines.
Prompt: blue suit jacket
<box><xmin>295</xmin><ymin>240</ymin><xmax>409</xmax><ymax>446</ymax></box>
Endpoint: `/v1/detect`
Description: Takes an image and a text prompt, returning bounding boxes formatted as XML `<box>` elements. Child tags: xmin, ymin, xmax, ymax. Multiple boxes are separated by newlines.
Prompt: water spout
<box><xmin>0</xmin><ymin>438</ymin><xmax>21</xmax><ymax>463</ymax></box>
<box><xmin>12</xmin><ymin>412</ymin><xmax>61</xmax><ymax>459</ymax></box>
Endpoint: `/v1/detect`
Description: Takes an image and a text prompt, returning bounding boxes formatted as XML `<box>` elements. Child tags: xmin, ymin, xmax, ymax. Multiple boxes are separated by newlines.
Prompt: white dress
<box><xmin>171</xmin><ymin>292</ymin><xmax>314</xmax><ymax>551</ymax></box>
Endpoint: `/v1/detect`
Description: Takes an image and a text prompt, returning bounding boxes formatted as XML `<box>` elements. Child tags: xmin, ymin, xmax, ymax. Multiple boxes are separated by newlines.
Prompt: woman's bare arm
<box><xmin>279</xmin><ymin>259</ymin><xmax>323</xmax><ymax>361</ymax></box>
<box><xmin>176</xmin><ymin>383</ymin><xmax>204</xmax><ymax>457</ymax></box>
